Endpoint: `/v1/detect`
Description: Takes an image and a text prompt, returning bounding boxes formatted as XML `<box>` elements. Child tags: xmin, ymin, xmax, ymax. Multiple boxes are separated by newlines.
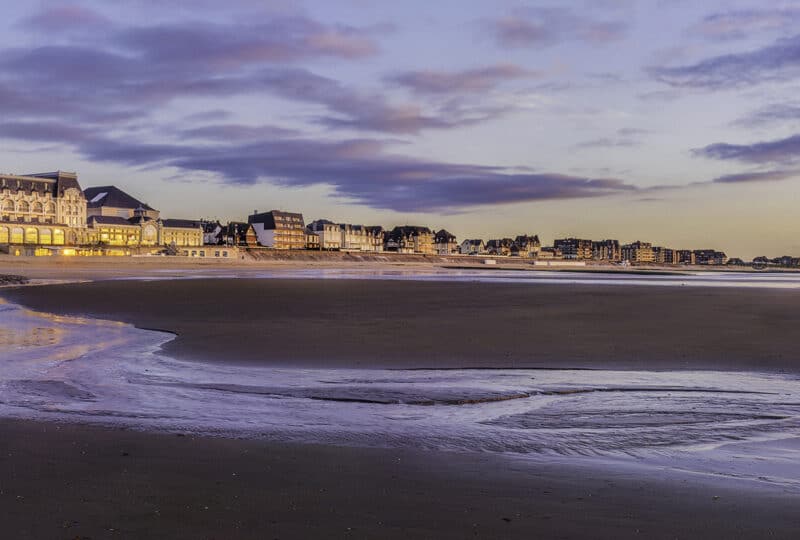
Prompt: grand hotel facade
<box><xmin>0</xmin><ymin>171</ymin><xmax>201</xmax><ymax>253</ymax></box>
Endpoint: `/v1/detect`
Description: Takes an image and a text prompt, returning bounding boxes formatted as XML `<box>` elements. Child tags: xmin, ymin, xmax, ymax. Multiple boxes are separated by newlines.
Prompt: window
<box><xmin>10</xmin><ymin>227</ymin><xmax>23</xmax><ymax>244</ymax></box>
<box><xmin>0</xmin><ymin>227</ymin><xmax>8</xmax><ymax>243</ymax></box>
<box><xmin>53</xmin><ymin>229</ymin><xmax>65</xmax><ymax>245</ymax></box>
<box><xmin>24</xmin><ymin>227</ymin><xmax>38</xmax><ymax>244</ymax></box>
<box><xmin>39</xmin><ymin>229</ymin><xmax>52</xmax><ymax>245</ymax></box>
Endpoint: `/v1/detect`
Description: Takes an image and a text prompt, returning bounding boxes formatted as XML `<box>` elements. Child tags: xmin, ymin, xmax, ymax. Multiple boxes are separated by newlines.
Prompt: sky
<box><xmin>2</xmin><ymin>0</ymin><xmax>800</xmax><ymax>258</ymax></box>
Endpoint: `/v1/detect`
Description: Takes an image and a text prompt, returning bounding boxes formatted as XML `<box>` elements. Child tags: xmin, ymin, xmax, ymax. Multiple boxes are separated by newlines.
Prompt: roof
<box><xmin>1</xmin><ymin>171</ymin><xmax>84</xmax><ymax>198</ymax></box>
<box><xmin>463</xmin><ymin>239</ymin><xmax>483</xmax><ymax>245</ymax></box>
<box><xmin>88</xmin><ymin>215</ymin><xmax>139</xmax><ymax>227</ymax></box>
<box><xmin>388</xmin><ymin>226</ymin><xmax>432</xmax><ymax>239</ymax></box>
<box><xmin>248</xmin><ymin>210</ymin><xmax>304</xmax><ymax>229</ymax></box>
<box><xmin>83</xmin><ymin>186</ymin><xmax>155</xmax><ymax>210</ymax></box>
<box><xmin>162</xmin><ymin>218</ymin><xmax>200</xmax><ymax>229</ymax></box>
<box><xmin>434</xmin><ymin>229</ymin><xmax>456</xmax><ymax>242</ymax></box>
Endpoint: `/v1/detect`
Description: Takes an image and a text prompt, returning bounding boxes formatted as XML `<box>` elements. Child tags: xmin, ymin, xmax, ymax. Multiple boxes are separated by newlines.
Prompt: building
<box><xmin>305</xmin><ymin>230</ymin><xmax>320</xmax><ymax>250</ymax></box>
<box><xmin>485</xmin><ymin>238</ymin><xmax>514</xmax><ymax>256</ymax></box>
<box><xmin>433</xmin><ymin>229</ymin><xmax>458</xmax><ymax>255</ymax></box>
<box><xmin>652</xmin><ymin>246</ymin><xmax>678</xmax><ymax>264</ymax></box>
<box><xmin>83</xmin><ymin>187</ymin><xmax>201</xmax><ymax>248</ymax></box>
<box><xmin>621</xmin><ymin>241</ymin><xmax>655</xmax><ymax>263</ymax></box>
<box><xmin>221</xmin><ymin>222</ymin><xmax>258</xmax><ymax>246</ymax></box>
<box><xmin>592</xmin><ymin>239</ymin><xmax>621</xmax><ymax>262</ymax></box>
<box><xmin>677</xmin><ymin>250</ymin><xmax>696</xmax><ymax>265</ymax></box>
<box><xmin>340</xmin><ymin>224</ymin><xmax>373</xmax><ymax>251</ymax></box>
<box><xmin>85</xmin><ymin>208</ymin><xmax>202</xmax><ymax>248</ymax></box>
<box><xmin>249</xmin><ymin>210</ymin><xmax>306</xmax><ymax>249</ymax></box>
<box><xmin>385</xmin><ymin>226</ymin><xmax>434</xmax><ymax>254</ymax></box>
<box><xmin>307</xmin><ymin>219</ymin><xmax>341</xmax><ymax>250</ymax></box>
<box><xmin>364</xmin><ymin>226</ymin><xmax>384</xmax><ymax>252</ymax></box>
<box><xmin>693</xmin><ymin>249</ymin><xmax>728</xmax><ymax>265</ymax></box>
<box><xmin>84</xmin><ymin>186</ymin><xmax>159</xmax><ymax>220</ymax></box>
<box><xmin>201</xmin><ymin>220</ymin><xmax>224</xmax><ymax>245</ymax></box>
<box><xmin>512</xmin><ymin>235</ymin><xmax>541</xmax><ymax>258</ymax></box>
<box><xmin>459</xmin><ymin>239</ymin><xmax>485</xmax><ymax>255</ymax></box>
<box><xmin>554</xmin><ymin>238</ymin><xmax>594</xmax><ymax>260</ymax></box>
<box><xmin>0</xmin><ymin>171</ymin><xmax>86</xmax><ymax>247</ymax></box>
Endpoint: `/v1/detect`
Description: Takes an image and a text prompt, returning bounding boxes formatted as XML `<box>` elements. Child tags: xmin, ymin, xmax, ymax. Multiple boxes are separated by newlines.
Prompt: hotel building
<box><xmin>0</xmin><ymin>171</ymin><xmax>86</xmax><ymax>248</ymax></box>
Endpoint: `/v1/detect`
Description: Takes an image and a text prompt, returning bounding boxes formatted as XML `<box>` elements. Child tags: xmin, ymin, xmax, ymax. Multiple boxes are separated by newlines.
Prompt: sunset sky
<box><xmin>2</xmin><ymin>1</ymin><xmax>799</xmax><ymax>258</ymax></box>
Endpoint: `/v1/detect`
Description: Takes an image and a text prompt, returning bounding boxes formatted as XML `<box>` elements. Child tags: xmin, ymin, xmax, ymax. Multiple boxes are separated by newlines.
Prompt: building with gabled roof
<box><xmin>84</xmin><ymin>185</ymin><xmax>159</xmax><ymax>220</ymax></box>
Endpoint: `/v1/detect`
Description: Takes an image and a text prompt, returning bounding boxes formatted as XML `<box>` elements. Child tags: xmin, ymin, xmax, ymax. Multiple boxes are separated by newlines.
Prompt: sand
<box><xmin>3</xmin><ymin>268</ymin><xmax>800</xmax><ymax>538</ymax></box>
<box><xmin>3</xmin><ymin>278</ymin><xmax>800</xmax><ymax>371</ymax></box>
<box><xmin>2</xmin><ymin>419</ymin><xmax>799</xmax><ymax>540</ymax></box>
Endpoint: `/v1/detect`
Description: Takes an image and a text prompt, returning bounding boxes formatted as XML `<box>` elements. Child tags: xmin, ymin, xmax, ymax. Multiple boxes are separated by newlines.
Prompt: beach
<box><xmin>2</xmin><ymin>262</ymin><xmax>800</xmax><ymax>538</ymax></box>
<box><xmin>4</xmin><ymin>276</ymin><xmax>800</xmax><ymax>371</ymax></box>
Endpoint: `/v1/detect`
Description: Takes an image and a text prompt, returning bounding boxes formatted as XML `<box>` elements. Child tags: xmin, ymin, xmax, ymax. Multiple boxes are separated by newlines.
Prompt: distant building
<box><xmin>305</xmin><ymin>230</ymin><xmax>320</xmax><ymax>250</ymax></box>
<box><xmin>592</xmin><ymin>239</ymin><xmax>621</xmax><ymax>262</ymax></box>
<box><xmin>201</xmin><ymin>220</ymin><xmax>223</xmax><ymax>245</ymax></box>
<box><xmin>222</xmin><ymin>222</ymin><xmax>258</xmax><ymax>246</ymax></box>
<box><xmin>0</xmin><ymin>171</ymin><xmax>86</xmax><ymax>247</ymax></box>
<box><xmin>307</xmin><ymin>219</ymin><xmax>341</xmax><ymax>250</ymax></box>
<box><xmin>385</xmin><ymin>226</ymin><xmax>434</xmax><ymax>254</ymax></box>
<box><xmin>340</xmin><ymin>224</ymin><xmax>373</xmax><ymax>251</ymax></box>
<box><xmin>83</xmin><ymin>186</ymin><xmax>201</xmax><ymax>248</ymax></box>
<box><xmin>652</xmin><ymin>246</ymin><xmax>678</xmax><ymax>264</ymax></box>
<box><xmin>459</xmin><ymin>239</ymin><xmax>485</xmax><ymax>255</ymax></box>
<box><xmin>539</xmin><ymin>246</ymin><xmax>562</xmax><ymax>259</ymax></box>
<box><xmin>512</xmin><ymin>235</ymin><xmax>541</xmax><ymax>258</ymax></box>
<box><xmin>554</xmin><ymin>238</ymin><xmax>593</xmax><ymax>260</ymax></box>
<box><xmin>433</xmin><ymin>229</ymin><xmax>458</xmax><ymax>255</ymax></box>
<box><xmin>693</xmin><ymin>249</ymin><xmax>728</xmax><ymax>265</ymax></box>
<box><xmin>677</xmin><ymin>250</ymin><xmax>695</xmax><ymax>265</ymax></box>
<box><xmin>364</xmin><ymin>226</ymin><xmax>385</xmax><ymax>252</ymax></box>
<box><xmin>621</xmin><ymin>241</ymin><xmax>655</xmax><ymax>263</ymax></box>
<box><xmin>249</xmin><ymin>210</ymin><xmax>306</xmax><ymax>249</ymax></box>
<box><xmin>485</xmin><ymin>238</ymin><xmax>514</xmax><ymax>256</ymax></box>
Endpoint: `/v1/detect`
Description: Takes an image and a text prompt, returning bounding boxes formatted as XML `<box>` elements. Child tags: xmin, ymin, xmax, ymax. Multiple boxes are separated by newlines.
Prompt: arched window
<box><xmin>53</xmin><ymin>229</ymin><xmax>65</xmax><ymax>245</ymax></box>
<box><xmin>32</xmin><ymin>202</ymin><xmax>43</xmax><ymax>213</ymax></box>
<box><xmin>24</xmin><ymin>227</ymin><xmax>38</xmax><ymax>244</ymax></box>
<box><xmin>45</xmin><ymin>202</ymin><xmax>56</xmax><ymax>214</ymax></box>
<box><xmin>10</xmin><ymin>227</ymin><xmax>24</xmax><ymax>244</ymax></box>
<box><xmin>18</xmin><ymin>201</ymin><xmax>29</xmax><ymax>213</ymax></box>
<box><xmin>39</xmin><ymin>228</ymin><xmax>52</xmax><ymax>245</ymax></box>
<box><xmin>2</xmin><ymin>200</ymin><xmax>14</xmax><ymax>212</ymax></box>
<box><xmin>0</xmin><ymin>227</ymin><xmax>8</xmax><ymax>243</ymax></box>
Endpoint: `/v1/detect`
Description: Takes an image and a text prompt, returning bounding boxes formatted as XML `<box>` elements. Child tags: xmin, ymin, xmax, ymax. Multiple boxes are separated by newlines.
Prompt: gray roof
<box><xmin>84</xmin><ymin>186</ymin><xmax>155</xmax><ymax>210</ymax></box>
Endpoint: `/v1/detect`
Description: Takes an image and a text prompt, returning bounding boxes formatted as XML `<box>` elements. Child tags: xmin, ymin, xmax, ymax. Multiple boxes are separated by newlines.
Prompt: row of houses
<box><xmin>0</xmin><ymin>170</ymin><xmax>737</xmax><ymax>263</ymax></box>
<box><xmin>548</xmin><ymin>238</ymin><xmax>729</xmax><ymax>265</ymax></box>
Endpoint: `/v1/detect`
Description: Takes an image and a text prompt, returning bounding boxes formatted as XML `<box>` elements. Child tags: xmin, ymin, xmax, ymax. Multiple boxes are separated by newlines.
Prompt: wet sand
<box><xmin>2</xmin><ymin>419</ymin><xmax>799</xmax><ymax>540</ymax></box>
<box><xmin>3</xmin><ymin>276</ymin><xmax>800</xmax><ymax>538</ymax></box>
<box><xmin>3</xmin><ymin>278</ymin><xmax>800</xmax><ymax>371</ymax></box>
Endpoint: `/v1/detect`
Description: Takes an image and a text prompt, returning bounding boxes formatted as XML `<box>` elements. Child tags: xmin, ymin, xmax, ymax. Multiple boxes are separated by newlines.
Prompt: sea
<box><xmin>2</xmin><ymin>268</ymin><xmax>800</xmax><ymax>490</ymax></box>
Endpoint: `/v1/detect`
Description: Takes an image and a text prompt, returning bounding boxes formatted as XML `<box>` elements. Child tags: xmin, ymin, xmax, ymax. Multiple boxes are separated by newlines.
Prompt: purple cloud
<box><xmin>575</xmin><ymin>128</ymin><xmax>649</xmax><ymax>149</ymax></box>
<box><xmin>711</xmin><ymin>169</ymin><xmax>800</xmax><ymax>184</ymax></box>
<box><xmin>650</xmin><ymin>34</ymin><xmax>800</xmax><ymax>89</ymax></box>
<box><xmin>689</xmin><ymin>8</ymin><xmax>800</xmax><ymax>41</ymax></box>
<box><xmin>694</xmin><ymin>134</ymin><xmax>800</xmax><ymax>165</ymax></box>
<box><xmin>20</xmin><ymin>5</ymin><xmax>110</xmax><ymax>32</ymax></box>
<box><xmin>733</xmin><ymin>103</ymin><xmax>800</xmax><ymax>128</ymax></box>
<box><xmin>388</xmin><ymin>64</ymin><xmax>539</xmax><ymax>95</ymax></box>
<box><xmin>488</xmin><ymin>8</ymin><xmax>627</xmax><ymax>48</ymax></box>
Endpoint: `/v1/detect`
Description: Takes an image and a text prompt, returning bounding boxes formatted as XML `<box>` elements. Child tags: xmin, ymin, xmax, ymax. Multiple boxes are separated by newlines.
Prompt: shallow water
<box><xmin>112</xmin><ymin>267</ymin><xmax>800</xmax><ymax>289</ymax></box>
<box><xmin>2</xmin><ymin>296</ymin><xmax>799</xmax><ymax>489</ymax></box>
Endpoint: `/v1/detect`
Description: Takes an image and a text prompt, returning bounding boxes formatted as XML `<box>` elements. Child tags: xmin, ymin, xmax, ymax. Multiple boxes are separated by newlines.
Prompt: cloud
<box><xmin>487</xmin><ymin>7</ymin><xmax>627</xmax><ymax>48</ymax></box>
<box><xmin>733</xmin><ymin>103</ymin><xmax>800</xmax><ymax>128</ymax></box>
<box><xmin>20</xmin><ymin>4</ymin><xmax>110</xmax><ymax>32</ymax></box>
<box><xmin>0</xmin><ymin>118</ymin><xmax>638</xmax><ymax>212</ymax></box>
<box><xmin>387</xmin><ymin>64</ymin><xmax>539</xmax><ymax>95</ymax></box>
<box><xmin>650</xmin><ymin>34</ymin><xmax>800</xmax><ymax>89</ymax></box>
<box><xmin>575</xmin><ymin>128</ymin><xmax>649</xmax><ymax>149</ymax></box>
<box><xmin>693</xmin><ymin>133</ymin><xmax>800</xmax><ymax>165</ymax></box>
<box><xmin>711</xmin><ymin>169</ymin><xmax>800</xmax><ymax>184</ymax></box>
<box><xmin>689</xmin><ymin>8</ymin><xmax>800</xmax><ymax>41</ymax></box>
